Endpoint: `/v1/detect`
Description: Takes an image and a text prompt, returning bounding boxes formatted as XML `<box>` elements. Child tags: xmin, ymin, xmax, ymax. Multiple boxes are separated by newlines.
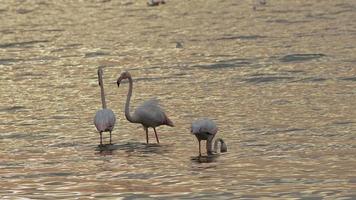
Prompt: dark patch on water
<box><xmin>339</xmin><ymin>77</ymin><xmax>356</xmax><ymax>81</ymax></box>
<box><xmin>275</xmin><ymin>128</ymin><xmax>306</xmax><ymax>133</ymax></box>
<box><xmin>95</xmin><ymin>142</ymin><xmax>171</xmax><ymax>155</ymax></box>
<box><xmin>41</xmin><ymin>29</ymin><xmax>65</xmax><ymax>32</ymax></box>
<box><xmin>243</xmin><ymin>76</ymin><xmax>294</xmax><ymax>84</ymax></box>
<box><xmin>185</xmin><ymin>192</ymin><xmax>235</xmax><ymax>200</ymax></box>
<box><xmin>191</xmin><ymin>154</ymin><xmax>222</xmax><ymax>163</ymax></box>
<box><xmin>270</xmin><ymin>9</ymin><xmax>306</xmax><ymax>14</ymax></box>
<box><xmin>0</xmin><ymin>29</ymin><xmax>14</xmax><ymax>34</ymax></box>
<box><xmin>49</xmin><ymin>142</ymin><xmax>79</xmax><ymax>148</ymax></box>
<box><xmin>193</xmin><ymin>59</ymin><xmax>251</xmax><ymax>69</ymax></box>
<box><xmin>115</xmin><ymin>172</ymin><xmax>158</xmax><ymax>180</ymax></box>
<box><xmin>0</xmin><ymin>58</ymin><xmax>22</xmax><ymax>65</ymax></box>
<box><xmin>330</xmin><ymin>9</ymin><xmax>355</xmax><ymax>15</ymax></box>
<box><xmin>217</xmin><ymin>35</ymin><xmax>267</xmax><ymax>40</ymax></box>
<box><xmin>66</xmin><ymin>43</ymin><xmax>82</xmax><ymax>47</ymax></box>
<box><xmin>0</xmin><ymin>132</ymin><xmax>51</xmax><ymax>140</ymax></box>
<box><xmin>133</xmin><ymin>75</ymin><xmax>185</xmax><ymax>82</ymax></box>
<box><xmin>335</xmin><ymin>3</ymin><xmax>353</xmax><ymax>8</ymax></box>
<box><xmin>266</xmin><ymin>19</ymin><xmax>311</xmax><ymax>24</ymax></box>
<box><xmin>298</xmin><ymin>77</ymin><xmax>327</xmax><ymax>82</ymax></box>
<box><xmin>16</xmin><ymin>9</ymin><xmax>33</xmax><ymax>14</ymax></box>
<box><xmin>283</xmin><ymin>70</ymin><xmax>305</xmax><ymax>74</ymax></box>
<box><xmin>241</xmin><ymin>142</ymin><xmax>269</xmax><ymax>147</ymax></box>
<box><xmin>280</xmin><ymin>54</ymin><xmax>326</xmax><ymax>62</ymax></box>
<box><xmin>15</xmin><ymin>72</ymin><xmax>46</xmax><ymax>79</ymax></box>
<box><xmin>0</xmin><ymin>106</ymin><xmax>26</xmax><ymax>113</ymax></box>
<box><xmin>332</xmin><ymin>121</ymin><xmax>355</xmax><ymax>125</ymax></box>
<box><xmin>299</xmin><ymin>197</ymin><xmax>323</xmax><ymax>200</ymax></box>
<box><xmin>51</xmin><ymin>115</ymin><xmax>70</xmax><ymax>120</ymax></box>
<box><xmin>0</xmin><ymin>40</ymin><xmax>50</xmax><ymax>48</ymax></box>
<box><xmin>84</xmin><ymin>51</ymin><xmax>110</xmax><ymax>58</ymax></box>
<box><xmin>271</xmin><ymin>99</ymin><xmax>292</xmax><ymax>105</ymax></box>
<box><xmin>305</xmin><ymin>13</ymin><xmax>335</xmax><ymax>20</ymax></box>
<box><xmin>31</xmin><ymin>56</ymin><xmax>59</xmax><ymax>61</ymax></box>
<box><xmin>349</xmin><ymin>178</ymin><xmax>356</xmax><ymax>183</ymax></box>
<box><xmin>44</xmin><ymin>181</ymin><xmax>67</xmax><ymax>186</ymax></box>
<box><xmin>8</xmin><ymin>172</ymin><xmax>75</xmax><ymax>179</ymax></box>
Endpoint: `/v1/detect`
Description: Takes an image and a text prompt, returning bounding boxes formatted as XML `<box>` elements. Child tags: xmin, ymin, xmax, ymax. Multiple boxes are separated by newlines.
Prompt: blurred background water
<box><xmin>0</xmin><ymin>0</ymin><xmax>356</xmax><ymax>199</ymax></box>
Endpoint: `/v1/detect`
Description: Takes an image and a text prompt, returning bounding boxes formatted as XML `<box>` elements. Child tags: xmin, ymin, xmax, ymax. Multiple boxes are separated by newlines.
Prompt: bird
<box><xmin>191</xmin><ymin>118</ymin><xmax>227</xmax><ymax>156</ymax></box>
<box><xmin>147</xmin><ymin>0</ymin><xmax>165</xmax><ymax>6</ymax></box>
<box><xmin>116</xmin><ymin>71</ymin><xmax>174</xmax><ymax>144</ymax></box>
<box><xmin>94</xmin><ymin>67</ymin><xmax>116</xmax><ymax>146</ymax></box>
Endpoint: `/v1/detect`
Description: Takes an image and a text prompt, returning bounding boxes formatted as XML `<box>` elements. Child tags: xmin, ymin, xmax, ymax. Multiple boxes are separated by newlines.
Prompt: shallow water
<box><xmin>1</xmin><ymin>0</ymin><xmax>356</xmax><ymax>199</ymax></box>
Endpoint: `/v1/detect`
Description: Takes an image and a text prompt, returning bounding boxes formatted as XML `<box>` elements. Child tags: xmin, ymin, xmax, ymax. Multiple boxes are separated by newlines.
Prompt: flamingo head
<box><xmin>117</xmin><ymin>71</ymin><xmax>131</xmax><ymax>87</ymax></box>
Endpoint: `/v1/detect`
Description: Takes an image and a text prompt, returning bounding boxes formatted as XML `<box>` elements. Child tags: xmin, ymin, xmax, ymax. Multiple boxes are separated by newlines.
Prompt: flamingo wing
<box><xmin>94</xmin><ymin>109</ymin><xmax>116</xmax><ymax>132</ymax></box>
<box><xmin>133</xmin><ymin>99</ymin><xmax>170</xmax><ymax>127</ymax></box>
<box><xmin>191</xmin><ymin>118</ymin><xmax>218</xmax><ymax>135</ymax></box>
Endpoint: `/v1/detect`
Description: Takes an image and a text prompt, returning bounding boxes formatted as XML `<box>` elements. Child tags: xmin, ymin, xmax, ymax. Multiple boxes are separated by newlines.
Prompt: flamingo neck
<box><xmin>125</xmin><ymin>76</ymin><xmax>136</xmax><ymax>123</ymax></box>
<box><xmin>213</xmin><ymin>138</ymin><xmax>227</xmax><ymax>153</ymax></box>
<box><xmin>99</xmin><ymin>72</ymin><xmax>107</xmax><ymax>109</ymax></box>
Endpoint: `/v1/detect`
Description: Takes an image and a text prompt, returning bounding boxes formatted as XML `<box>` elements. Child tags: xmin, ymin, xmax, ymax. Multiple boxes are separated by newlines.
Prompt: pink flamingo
<box><xmin>94</xmin><ymin>67</ymin><xmax>116</xmax><ymax>146</ymax></box>
<box><xmin>191</xmin><ymin>118</ymin><xmax>227</xmax><ymax>156</ymax></box>
<box><xmin>116</xmin><ymin>71</ymin><xmax>174</xmax><ymax>144</ymax></box>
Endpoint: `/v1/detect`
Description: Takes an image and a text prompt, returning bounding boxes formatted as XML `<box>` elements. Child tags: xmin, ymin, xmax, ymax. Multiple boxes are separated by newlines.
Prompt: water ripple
<box><xmin>280</xmin><ymin>54</ymin><xmax>326</xmax><ymax>62</ymax></box>
<box><xmin>0</xmin><ymin>40</ymin><xmax>50</xmax><ymax>48</ymax></box>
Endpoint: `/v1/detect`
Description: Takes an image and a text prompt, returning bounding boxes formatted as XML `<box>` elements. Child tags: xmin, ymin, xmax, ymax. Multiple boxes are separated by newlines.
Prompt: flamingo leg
<box><xmin>198</xmin><ymin>140</ymin><xmax>201</xmax><ymax>157</ymax></box>
<box><xmin>109</xmin><ymin>131</ymin><xmax>112</xmax><ymax>144</ymax></box>
<box><xmin>207</xmin><ymin>135</ymin><xmax>215</xmax><ymax>155</ymax></box>
<box><xmin>153</xmin><ymin>127</ymin><xmax>160</xmax><ymax>144</ymax></box>
<box><xmin>145</xmin><ymin>127</ymin><xmax>149</xmax><ymax>144</ymax></box>
<box><xmin>100</xmin><ymin>132</ymin><xmax>103</xmax><ymax>146</ymax></box>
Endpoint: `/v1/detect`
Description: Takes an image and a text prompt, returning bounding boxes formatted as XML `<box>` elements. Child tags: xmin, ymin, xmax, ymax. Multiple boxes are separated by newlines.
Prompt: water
<box><xmin>1</xmin><ymin>0</ymin><xmax>356</xmax><ymax>199</ymax></box>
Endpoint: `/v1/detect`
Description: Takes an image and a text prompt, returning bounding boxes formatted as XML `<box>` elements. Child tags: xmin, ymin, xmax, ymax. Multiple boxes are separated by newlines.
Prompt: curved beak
<box><xmin>117</xmin><ymin>77</ymin><xmax>122</xmax><ymax>87</ymax></box>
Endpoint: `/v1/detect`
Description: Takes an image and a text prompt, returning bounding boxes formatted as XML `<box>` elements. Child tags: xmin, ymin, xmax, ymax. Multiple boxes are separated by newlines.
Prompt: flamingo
<box><xmin>147</xmin><ymin>0</ymin><xmax>166</xmax><ymax>6</ymax></box>
<box><xmin>94</xmin><ymin>67</ymin><xmax>116</xmax><ymax>146</ymax></box>
<box><xmin>116</xmin><ymin>71</ymin><xmax>174</xmax><ymax>144</ymax></box>
<box><xmin>191</xmin><ymin>118</ymin><xmax>227</xmax><ymax>156</ymax></box>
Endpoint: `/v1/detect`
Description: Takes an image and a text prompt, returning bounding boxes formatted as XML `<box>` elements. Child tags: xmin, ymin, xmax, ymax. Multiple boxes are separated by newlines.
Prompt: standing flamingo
<box><xmin>191</xmin><ymin>118</ymin><xmax>227</xmax><ymax>156</ymax></box>
<box><xmin>116</xmin><ymin>71</ymin><xmax>174</xmax><ymax>144</ymax></box>
<box><xmin>94</xmin><ymin>67</ymin><xmax>116</xmax><ymax>146</ymax></box>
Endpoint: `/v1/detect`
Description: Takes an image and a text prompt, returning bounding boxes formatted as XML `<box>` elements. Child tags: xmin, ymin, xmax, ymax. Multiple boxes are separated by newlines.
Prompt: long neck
<box><xmin>125</xmin><ymin>76</ymin><xmax>136</xmax><ymax>123</ymax></box>
<box><xmin>99</xmin><ymin>73</ymin><xmax>107</xmax><ymax>109</ymax></box>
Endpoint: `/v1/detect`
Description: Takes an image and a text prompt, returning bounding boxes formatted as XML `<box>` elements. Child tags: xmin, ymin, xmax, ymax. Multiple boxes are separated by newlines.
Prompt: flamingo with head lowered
<box><xmin>191</xmin><ymin>118</ymin><xmax>227</xmax><ymax>156</ymax></box>
<box><xmin>94</xmin><ymin>67</ymin><xmax>116</xmax><ymax>146</ymax></box>
<box><xmin>116</xmin><ymin>71</ymin><xmax>174</xmax><ymax>144</ymax></box>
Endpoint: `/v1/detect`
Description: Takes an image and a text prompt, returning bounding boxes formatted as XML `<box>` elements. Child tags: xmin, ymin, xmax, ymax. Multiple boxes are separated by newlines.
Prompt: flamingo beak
<box><xmin>117</xmin><ymin>77</ymin><xmax>122</xmax><ymax>87</ymax></box>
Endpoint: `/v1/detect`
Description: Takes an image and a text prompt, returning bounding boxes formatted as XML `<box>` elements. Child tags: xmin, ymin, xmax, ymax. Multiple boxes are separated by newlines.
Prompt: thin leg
<box><xmin>109</xmin><ymin>131</ymin><xmax>112</xmax><ymax>144</ymax></box>
<box><xmin>198</xmin><ymin>140</ymin><xmax>201</xmax><ymax>157</ymax></box>
<box><xmin>145</xmin><ymin>127</ymin><xmax>149</xmax><ymax>144</ymax></box>
<box><xmin>207</xmin><ymin>135</ymin><xmax>215</xmax><ymax>155</ymax></box>
<box><xmin>153</xmin><ymin>127</ymin><xmax>160</xmax><ymax>144</ymax></box>
<box><xmin>100</xmin><ymin>132</ymin><xmax>103</xmax><ymax>146</ymax></box>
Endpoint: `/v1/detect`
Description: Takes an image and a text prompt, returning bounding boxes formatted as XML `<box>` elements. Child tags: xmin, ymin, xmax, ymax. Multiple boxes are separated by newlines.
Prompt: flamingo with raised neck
<box><xmin>116</xmin><ymin>71</ymin><xmax>174</xmax><ymax>144</ymax></box>
<box><xmin>94</xmin><ymin>67</ymin><xmax>116</xmax><ymax>146</ymax></box>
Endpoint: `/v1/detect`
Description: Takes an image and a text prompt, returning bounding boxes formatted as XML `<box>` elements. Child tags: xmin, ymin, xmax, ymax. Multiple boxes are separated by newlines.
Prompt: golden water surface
<box><xmin>1</xmin><ymin>0</ymin><xmax>356</xmax><ymax>199</ymax></box>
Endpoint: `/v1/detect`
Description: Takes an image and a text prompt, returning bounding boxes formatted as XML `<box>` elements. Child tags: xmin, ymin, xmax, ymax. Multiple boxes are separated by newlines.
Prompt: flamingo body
<box><xmin>191</xmin><ymin>118</ymin><xmax>218</xmax><ymax>137</ymax></box>
<box><xmin>94</xmin><ymin>67</ymin><xmax>116</xmax><ymax>146</ymax></box>
<box><xmin>117</xmin><ymin>71</ymin><xmax>173</xmax><ymax>144</ymax></box>
<box><xmin>191</xmin><ymin>118</ymin><xmax>221</xmax><ymax>156</ymax></box>
<box><xmin>133</xmin><ymin>99</ymin><xmax>173</xmax><ymax>128</ymax></box>
<box><xmin>94</xmin><ymin>108</ymin><xmax>116</xmax><ymax>132</ymax></box>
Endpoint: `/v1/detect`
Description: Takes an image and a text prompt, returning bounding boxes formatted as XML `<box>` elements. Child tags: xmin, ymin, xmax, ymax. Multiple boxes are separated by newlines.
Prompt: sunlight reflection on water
<box><xmin>0</xmin><ymin>0</ymin><xmax>356</xmax><ymax>199</ymax></box>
